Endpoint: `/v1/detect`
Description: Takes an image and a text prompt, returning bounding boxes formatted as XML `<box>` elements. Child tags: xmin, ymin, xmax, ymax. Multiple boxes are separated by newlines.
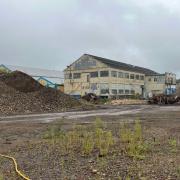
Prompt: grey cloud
<box><xmin>0</xmin><ymin>0</ymin><xmax>180</xmax><ymax>77</ymax></box>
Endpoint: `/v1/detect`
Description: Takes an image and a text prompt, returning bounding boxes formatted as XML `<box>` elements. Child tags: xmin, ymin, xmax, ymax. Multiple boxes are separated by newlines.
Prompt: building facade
<box><xmin>64</xmin><ymin>54</ymin><xmax>176</xmax><ymax>98</ymax></box>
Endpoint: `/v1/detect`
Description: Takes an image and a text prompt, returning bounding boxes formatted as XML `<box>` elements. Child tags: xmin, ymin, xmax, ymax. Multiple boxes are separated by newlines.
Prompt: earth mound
<box><xmin>0</xmin><ymin>71</ymin><xmax>82</xmax><ymax>115</ymax></box>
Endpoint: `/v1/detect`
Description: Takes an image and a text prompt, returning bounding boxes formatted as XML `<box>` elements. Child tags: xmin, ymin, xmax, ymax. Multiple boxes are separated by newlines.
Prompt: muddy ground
<box><xmin>1</xmin><ymin>105</ymin><xmax>180</xmax><ymax>180</ymax></box>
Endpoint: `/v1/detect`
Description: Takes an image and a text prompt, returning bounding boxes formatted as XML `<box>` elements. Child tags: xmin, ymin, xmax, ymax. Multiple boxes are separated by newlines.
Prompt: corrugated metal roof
<box><xmin>36</xmin><ymin>77</ymin><xmax>64</xmax><ymax>85</ymax></box>
<box><xmin>4</xmin><ymin>65</ymin><xmax>64</xmax><ymax>78</ymax></box>
<box><xmin>84</xmin><ymin>54</ymin><xmax>159</xmax><ymax>75</ymax></box>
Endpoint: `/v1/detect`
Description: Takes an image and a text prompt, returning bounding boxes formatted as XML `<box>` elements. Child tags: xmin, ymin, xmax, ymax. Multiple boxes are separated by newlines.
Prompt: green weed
<box><xmin>169</xmin><ymin>138</ymin><xmax>177</xmax><ymax>153</ymax></box>
<box><xmin>82</xmin><ymin>132</ymin><xmax>94</xmax><ymax>155</ymax></box>
<box><xmin>94</xmin><ymin>117</ymin><xmax>105</xmax><ymax>129</ymax></box>
<box><xmin>0</xmin><ymin>173</ymin><xmax>3</xmax><ymax>180</ymax></box>
<box><xmin>95</xmin><ymin>124</ymin><xmax>114</xmax><ymax>156</ymax></box>
<box><xmin>120</xmin><ymin>120</ymin><xmax>149</xmax><ymax>160</ymax></box>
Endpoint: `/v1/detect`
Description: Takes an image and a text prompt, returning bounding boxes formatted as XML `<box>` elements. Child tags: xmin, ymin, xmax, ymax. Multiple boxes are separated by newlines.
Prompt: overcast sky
<box><xmin>0</xmin><ymin>0</ymin><xmax>180</xmax><ymax>77</ymax></box>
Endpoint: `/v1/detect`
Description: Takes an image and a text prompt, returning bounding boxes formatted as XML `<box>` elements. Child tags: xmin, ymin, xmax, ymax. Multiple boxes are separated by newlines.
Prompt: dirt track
<box><xmin>1</xmin><ymin>105</ymin><xmax>180</xmax><ymax>123</ymax></box>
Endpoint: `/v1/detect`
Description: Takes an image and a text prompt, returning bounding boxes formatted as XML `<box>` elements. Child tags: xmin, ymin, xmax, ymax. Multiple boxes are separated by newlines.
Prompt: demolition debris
<box><xmin>0</xmin><ymin>71</ymin><xmax>82</xmax><ymax>115</ymax></box>
<box><xmin>148</xmin><ymin>94</ymin><xmax>180</xmax><ymax>105</ymax></box>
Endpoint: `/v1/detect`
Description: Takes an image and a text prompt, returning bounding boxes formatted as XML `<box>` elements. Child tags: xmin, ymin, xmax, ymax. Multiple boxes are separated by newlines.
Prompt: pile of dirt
<box><xmin>0</xmin><ymin>71</ymin><xmax>82</xmax><ymax>115</ymax></box>
<box><xmin>0</xmin><ymin>71</ymin><xmax>43</xmax><ymax>92</ymax></box>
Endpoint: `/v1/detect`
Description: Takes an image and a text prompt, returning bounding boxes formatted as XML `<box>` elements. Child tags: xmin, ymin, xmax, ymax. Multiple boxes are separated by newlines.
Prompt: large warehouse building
<box><xmin>64</xmin><ymin>54</ymin><xmax>176</xmax><ymax>98</ymax></box>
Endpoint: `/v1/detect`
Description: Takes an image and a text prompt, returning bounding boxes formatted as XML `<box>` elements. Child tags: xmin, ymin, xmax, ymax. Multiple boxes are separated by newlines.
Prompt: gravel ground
<box><xmin>1</xmin><ymin>105</ymin><xmax>180</xmax><ymax>179</ymax></box>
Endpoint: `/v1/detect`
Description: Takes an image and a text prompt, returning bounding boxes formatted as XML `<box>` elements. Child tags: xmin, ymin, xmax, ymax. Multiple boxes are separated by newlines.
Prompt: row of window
<box><xmin>148</xmin><ymin>77</ymin><xmax>165</xmax><ymax>83</ymax></box>
<box><xmin>100</xmin><ymin>89</ymin><xmax>136</xmax><ymax>95</ymax></box>
<box><xmin>65</xmin><ymin>71</ymin><xmax>144</xmax><ymax>80</ymax></box>
<box><xmin>65</xmin><ymin>73</ymin><xmax>81</xmax><ymax>79</ymax></box>
<box><xmin>92</xmin><ymin>71</ymin><xmax>144</xmax><ymax>80</ymax></box>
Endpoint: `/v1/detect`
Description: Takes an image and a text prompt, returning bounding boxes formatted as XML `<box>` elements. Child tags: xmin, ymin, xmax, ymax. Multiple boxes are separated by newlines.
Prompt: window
<box><xmin>65</xmin><ymin>73</ymin><xmax>72</xmax><ymax>79</ymax></box>
<box><xmin>73</xmin><ymin>73</ymin><xmax>81</xmax><ymax>79</ymax></box>
<box><xmin>118</xmin><ymin>72</ymin><xmax>124</xmax><ymax>78</ymax></box>
<box><xmin>154</xmin><ymin>78</ymin><xmax>158</xmax><ymax>82</ymax></box>
<box><xmin>130</xmin><ymin>74</ymin><xmax>135</xmax><ymax>79</ymax></box>
<box><xmin>125</xmin><ymin>73</ymin><xmax>129</xmax><ymax>79</ymax></box>
<box><xmin>125</xmin><ymin>90</ymin><xmax>130</xmax><ymax>94</ymax></box>
<box><xmin>140</xmin><ymin>75</ymin><xmax>144</xmax><ymax>80</ymax></box>
<box><xmin>100</xmin><ymin>71</ymin><xmax>109</xmax><ymax>77</ymax></box>
<box><xmin>131</xmin><ymin>90</ymin><xmax>135</xmax><ymax>94</ymax></box>
<box><xmin>136</xmin><ymin>74</ymin><xmax>140</xmax><ymax>80</ymax></box>
<box><xmin>100</xmin><ymin>89</ymin><xmax>109</xmax><ymax>94</ymax></box>
<box><xmin>112</xmin><ymin>89</ymin><xmax>117</xmax><ymax>94</ymax></box>
<box><xmin>90</xmin><ymin>71</ymin><xmax>98</xmax><ymax>78</ymax></box>
<box><xmin>157</xmin><ymin>77</ymin><xmax>164</xmax><ymax>83</ymax></box>
<box><xmin>119</xmin><ymin>89</ymin><xmax>124</xmax><ymax>94</ymax></box>
<box><xmin>111</xmin><ymin>71</ymin><xmax>117</xmax><ymax>77</ymax></box>
<box><xmin>148</xmin><ymin>78</ymin><xmax>151</xmax><ymax>81</ymax></box>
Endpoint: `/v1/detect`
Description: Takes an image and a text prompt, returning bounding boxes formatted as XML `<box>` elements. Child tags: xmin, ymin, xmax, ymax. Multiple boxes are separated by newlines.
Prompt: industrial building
<box><xmin>0</xmin><ymin>64</ymin><xmax>64</xmax><ymax>91</ymax></box>
<box><xmin>64</xmin><ymin>54</ymin><xmax>176</xmax><ymax>98</ymax></box>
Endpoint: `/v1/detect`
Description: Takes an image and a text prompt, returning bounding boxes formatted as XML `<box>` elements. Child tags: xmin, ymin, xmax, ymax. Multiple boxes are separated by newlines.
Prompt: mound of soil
<box><xmin>0</xmin><ymin>71</ymin><xmax>43</xmax><ymax>92</ymax></box>
<box><xmin>0</xmin><ymin>71</ymin><xmax>82</xmax><ymax>115</ymax></box>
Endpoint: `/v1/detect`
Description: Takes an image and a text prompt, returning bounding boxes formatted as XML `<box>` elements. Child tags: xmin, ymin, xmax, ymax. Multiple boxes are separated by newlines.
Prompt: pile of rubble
<box><xmin>148</xmin><ymin>94</ymin><xmax>180</xmax><ymax>105</ymax></box>
<box><xmin>0</xmin><ymin>71</ymin><xmax>81</xmax><ymax>115</ymax></box>
<box><xmin>82</xmin><ymin>93</ymin><xmax>99</xmax><ymax>103</ymax></box>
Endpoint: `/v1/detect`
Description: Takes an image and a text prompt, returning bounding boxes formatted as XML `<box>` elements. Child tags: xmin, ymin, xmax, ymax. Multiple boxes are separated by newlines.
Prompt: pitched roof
<box><xmin>3</xmin><ymin>65</ymin><xmax>64</xmax><ymax>78</ymax></box>
<box><xmin>85</xmin><ymin>54</ymin><xmax>159</xmax><ymax>75</ymax></box>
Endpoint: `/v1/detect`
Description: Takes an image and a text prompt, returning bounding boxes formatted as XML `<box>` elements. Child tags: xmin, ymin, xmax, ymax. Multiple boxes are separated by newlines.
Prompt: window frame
<box><xmin>119</xmin><ymin>89</ymin><xmax>124</xmax><ymax>94</ymax></box>
<box><xmin>130</xmin><ymin>74</ymin><xmax>135</xmax><ymax>79</ymax></box>
<box><xmin>140</xmin><ymin>75</ymin><xmax>144</xmax><ymax>80</ymax></box>
<box><xmin>111</xmin><ymin>89</ymin><xmax>118</xmax><ymax>95</ymax></box>
<box><xmin>111</xmin><ymin>71</ymin><xmax>118</xmax><ymax>78</ymax></box>
<box><xmin>65</xmin><ymin>73</ymin><xmax>72</xmax><ymax>79</ymax></box>
<box><xmin>100</xmin><ymin>71</ymin><xmax>109</xmax><ymax>77</ymax></box>
<box><xmin>73</xmin><ymin>73</ymin><xmax>81</xmax><ymax>79</ymax></box>
<box><xmin>90</xmin><ymin>71</ymin><xmax>99</xmax><ymax>78</ymax></box>
<box><xmin>100</xmin><ymin>89</ymin><xmax>109</xmax><ymax>94</ymax></box>
<box><xmin>135</xmin><ymin>74</ymin><xmax>140</xmax><ymax>80</ymax></box>
<box><xmin>125</xmin><ymin>73</ymin><xmax>129</xmax><ymax>79</ymax></box>
<box><xmin>125</xmin><ymin>89</ymin><xmax>130</xmax><ymax>94</ymax></box>
<box><xmin>118</xmin><ymin>72</ymin><xmax>124</xmax><ymax>78</ymax></box>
